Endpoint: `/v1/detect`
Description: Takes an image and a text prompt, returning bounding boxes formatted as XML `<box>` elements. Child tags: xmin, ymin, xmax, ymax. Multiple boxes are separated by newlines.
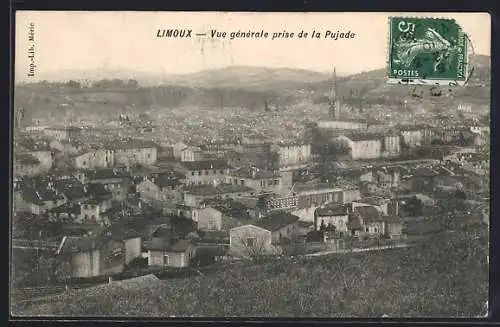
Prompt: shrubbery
<box><xmin>13</xmin><ymin>226</ymin><xmax>488</xmax><ymax>317</ymax></box>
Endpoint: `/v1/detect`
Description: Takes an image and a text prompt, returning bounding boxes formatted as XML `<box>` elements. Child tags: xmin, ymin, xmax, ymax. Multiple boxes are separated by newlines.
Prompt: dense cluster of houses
<box><xmin>13</xmin><ymin>120</ymin><xmax>489</xmax><ymax>279</ymax></box>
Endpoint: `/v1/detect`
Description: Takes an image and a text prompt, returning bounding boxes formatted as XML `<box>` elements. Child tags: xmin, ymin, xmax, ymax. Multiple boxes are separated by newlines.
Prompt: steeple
<box><xmin>329</xmin><ymin>67</ymin><xmax>341</xmax><ymax>120</ymax></box>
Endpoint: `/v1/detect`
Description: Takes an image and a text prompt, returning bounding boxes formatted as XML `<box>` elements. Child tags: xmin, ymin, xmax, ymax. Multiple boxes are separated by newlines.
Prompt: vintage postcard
<box><xmin>12</xmin><ymin>11</ymin><xmax>490</xmax><ymax>318</ymax></box>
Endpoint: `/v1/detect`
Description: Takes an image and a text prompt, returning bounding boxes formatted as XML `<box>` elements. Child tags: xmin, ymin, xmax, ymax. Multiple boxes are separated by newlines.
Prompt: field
<box><xmin>12</xmin><ymin>225</ymin><xmax>488</xmax><ymax>318</ymax></box>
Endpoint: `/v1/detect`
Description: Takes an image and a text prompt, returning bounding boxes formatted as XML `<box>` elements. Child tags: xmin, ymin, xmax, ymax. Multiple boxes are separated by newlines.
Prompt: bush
<box><xmin>13</xmin><ymin>226</ymin><xmax>488</xmax><ymax>317</ymax></box>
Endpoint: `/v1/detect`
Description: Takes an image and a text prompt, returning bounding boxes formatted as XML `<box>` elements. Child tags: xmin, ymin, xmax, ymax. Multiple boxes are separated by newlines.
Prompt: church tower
<box><xmin>328</xmin><ymin>67</ymin><xmax>341</xmax><ymax>120</ymax></box>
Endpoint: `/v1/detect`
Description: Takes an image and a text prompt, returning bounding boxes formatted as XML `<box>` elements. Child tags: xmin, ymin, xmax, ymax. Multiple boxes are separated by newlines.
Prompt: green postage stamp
<box><xmin>388</xmin><ymin>17</ymin><xmax>469</xmax><ymax>86</ymax></box>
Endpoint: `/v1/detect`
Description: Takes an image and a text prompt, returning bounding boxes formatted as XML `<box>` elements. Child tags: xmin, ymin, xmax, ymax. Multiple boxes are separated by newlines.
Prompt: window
<box><xmin>163</xmin><ymin>254</ymin><xmax>169</xmax><ymax>265</ymax></box>
<box><xmin>191</xmin><ymin>172</ymin><xmax>195</xmax><ymax>176</ymax></box>
<box><xmin>220</xmin><ymin>170</ymin><xmax>224</xmax><ymax>174</ymax></box>
<box><xmin>213</xmin><ymin>170</ymin><xmax>217</xmax><ymax>175</ymax></box>
<box><xmin>374</xmin><ymin>228</ymin><xmax>378</xmax><ymax>233</ymax></box>
<box><xmin>198</xmin><ymin>171</ymin><xmax>202</xmax><ymax>176</ymax></box>
<box><xmin>246</xmin><ymin>238</ymin><xmax>255</xmax><ymax>247</ymax></box>
<box><xmin>366</xmin><ymin>227</ymin><xmax>369</xmax><ymax>232</ymax></box>
<box><xmin>84</xmin><ymin>204</ymin><xmax>88</xmax><ymax>209</ymax></box>
<box><xmin>83</xmin><ymin>161</ymin><xmax>87</xmax><ymax>166</ymax></box>
<box><xmin>147</xmin><ymin>154</ymin><xmax>151</xmax><ymax>159</ymax></box>
<box><xmin>205</xmin><ymin>171</ymin><xmax>209</xmax><ymax>175</ymax></box>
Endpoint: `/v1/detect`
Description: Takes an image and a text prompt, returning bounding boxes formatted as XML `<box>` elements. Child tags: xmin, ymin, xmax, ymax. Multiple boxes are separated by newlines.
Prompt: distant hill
<box><xmin>161</xmin><ymin>66</ymin><xmax>333</xmax><ymax>92</ymax></box>
<box><xmin>308</xmin><ymin>54</ymin><xmax>491</xmax><ymax>108</ymax></box>
<box><xmin>14</xmin><ymin>55</ymin><xmax>490</xmax><ymax>121</ymax></box>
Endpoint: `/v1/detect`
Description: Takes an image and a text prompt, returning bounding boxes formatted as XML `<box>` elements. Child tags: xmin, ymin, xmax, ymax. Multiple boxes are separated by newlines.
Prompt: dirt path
<box><xmin>302</xmin><ymin>243</ymin><xmax>413</xmax><ymax>257</ymax></box>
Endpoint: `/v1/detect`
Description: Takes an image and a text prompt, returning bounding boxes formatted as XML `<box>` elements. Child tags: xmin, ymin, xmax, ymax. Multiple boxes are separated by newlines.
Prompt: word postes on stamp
<box><xmin>388</xmin><ymin>17</ymin><xmax>468</xmax><ymax>86</ymax></box>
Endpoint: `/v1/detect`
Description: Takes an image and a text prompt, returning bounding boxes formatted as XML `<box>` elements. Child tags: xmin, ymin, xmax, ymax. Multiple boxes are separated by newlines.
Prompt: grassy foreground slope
<box><xmin>13</xmin><ymin>225</ymin><xmax>488</xmax><ymax>317</ymax></box>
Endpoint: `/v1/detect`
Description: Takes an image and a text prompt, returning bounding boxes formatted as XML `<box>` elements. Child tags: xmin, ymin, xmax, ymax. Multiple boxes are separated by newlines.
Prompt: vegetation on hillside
<box><xmin>12</xmin><ymin>225</ymin><xmax>488</xmax><ymax>317</ymax></box>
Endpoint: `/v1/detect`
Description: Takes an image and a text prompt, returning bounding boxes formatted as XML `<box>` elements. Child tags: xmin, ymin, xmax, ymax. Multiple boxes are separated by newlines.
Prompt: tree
<box><xmin>66</xmin><ymin>80</ymin><xmax>81</xmax><ymax>88</ymax></box>
<box><xmin>127</xmin><ymin>79</ymin><xmax>139</xmax><ymax>88</ymax></box>
<box><xmin>232</xmin><ymin>231</ymin><xmax>280</xmax><ymax>262</ymax></box>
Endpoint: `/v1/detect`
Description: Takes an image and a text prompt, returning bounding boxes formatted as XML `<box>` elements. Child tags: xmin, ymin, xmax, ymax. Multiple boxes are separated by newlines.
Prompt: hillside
<box><xmin>12</xmin><ymin>226</ymin><xmax>488</xmax><ymax>317</ymax></box>
<box><xmin>14</xmin><ymin>84</ymin><xmax>297</xmax><ymax>121</ymax></box>
<box><xmin>162</xmin><ymin>66</ymin><xmax>332</xmax><ymax>91</ymax></box>
<box><xmin>309</xmin><ymin>54</ymin><xmax>491</xmax><ymax>107</ymax></box>
<box><xmin>14</xmin><ymin>55</ymin><xmax>490</xmax><ymax>122</ymax></box>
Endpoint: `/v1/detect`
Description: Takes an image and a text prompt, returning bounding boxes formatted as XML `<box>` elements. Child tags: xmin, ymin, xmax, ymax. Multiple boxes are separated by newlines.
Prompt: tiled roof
<box><xmin>81</xmin><ymin>197</ymin><xmax>111</xmax><ymax>205</ymax></box>
<box><xmin>184</xmin><ymin>183</ymin><xmax>254</xmax><ymax>196</ymax></box>
<box><xmin>353</xmin><ymin>206</ymin><xmax>384</xmax><ymax>222</ymax></box>
<box><xmin>413</xmin><ymin>167</ymin><xmax>439</xmax><ymax>178</ymax></box>
<box><xmin>103</xmin><ymin>138</ymin><xmax>158</xmax><ymax>150</ymax></box>
<box><xmin>16</xmin><ymin>154</ymin><xmax>40</xmax><ymax>165</ymax></box>
<box><xmin>88</xmin><ymin>168</ymin><xmax>131</xmax><ymax>181</ymax></box>
<box><xmin>316</xmin><ymin>204</ymin><xmax>349</xmax><ymax>217</ymax></box>
<box><xmin>293</xmin><ymin>182</ymin><xmax>341</xmax><ymax>193</ymax></box>
<box><xmin>52</xmin><ymin>179</ymin><xmax>87</xmax><ymax>200</ymax></box>
<box><xmin>86</xmin><ymin>183</ymin><xmax>112</xmax><ymax>198</ymax></box>
<box><xmin>356</xmin><ymin>196</ymin><xmax>389</xmax><ymax>206</ymax></box>
<box><xmin>231</xmin><ymin>166</ymin><xmax>280</xmax><ymax>179</ymax></box>
<box><xmin>181</xmin><ymin>160</ymin><xmax>229</xmax><ymax>171</ymax></box>
<box><xmin>56</xmin><ymin>224</ymin><xmax>141</xmax><ymax>254</ymax></box>
<box><xmin>347</xmin><ymin>215</ymin><xmax>363</xmax><ymax>230</ymax></box>
<box><xmin>151</xmin><ymin>173</ymin><xmax>182</xmax><ymax>189</ymax></box>
<box><xmin>146</xmin><ymin>238</ymin><xmax>193</xmax><ymax>252</ymax></box>
<box><xmin>254</xmin><ymin>211</ymin><xmax>299</xmax><ymax>232</ymax></box>
<box><xmin>343</xmin><ymin>133</ymin><xmax>383</xmax><ymax>142</ymax></box>
<box><xmin>21</xmin><ymin>187</ymin><xmax>65</xmax><ymax>205</ymax></box>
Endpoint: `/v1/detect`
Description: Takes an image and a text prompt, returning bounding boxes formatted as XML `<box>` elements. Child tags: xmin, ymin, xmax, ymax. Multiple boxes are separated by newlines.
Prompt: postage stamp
<box><xmin>388</xmin><ymin>17</ymin><xmax>469</xmax><ymax>86</ymax></box>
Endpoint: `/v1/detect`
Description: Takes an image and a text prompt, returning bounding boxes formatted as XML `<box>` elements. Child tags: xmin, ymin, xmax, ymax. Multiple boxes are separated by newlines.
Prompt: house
<box><xmin>347</xmin><ymin>206</ymin><xmax>404</xmax><ymax>239</ymax></box>
<box><xmin>348</xmin><ymin>206</ymin><xmax>385</xmax><ymax>237</ymax></box>
<box><xmin>400</xmin><ymin>127</ymin><xmax>424</xmax><ymax>148</ymax></box>
<box><xmin>333</xmin><ymin>134</ymin><xmax>382</xmax><ymax>160</ymax></box>
<box><xmin>79</xmin><ymin>196</ymin><xmax>113</xmax><ymax>223</ymax></box>
<box><xmin>229</xmin><ymin>225</ymin><xmax>281</xmax><ymax>259</ymax></box>
<box><xmin>314</xmin><ymin>204</ymin><xmax>349</xmax><ymax>234</ymax></box>
<box><xmin>411</xmin><ymin>167</ymin><xmax>440</xmax><ymax>192</ymax></box>
<box><xmin>196</xmin><ymin>199</ymin><xmax>253</xmax><ymax>231</ymax></box>
<box><xmin>14</xmin><ymin>154</ymin><xmax>45</xmax><ymax>177</ymax></box>
<box><xmin>75</xmin><ymin>149</ymin><xmax>115</xmax><ymax>170</ymax></box>
<box><xmin>14</xmin><ymin>186</ymin><xmax>66</xmax><ymax>215</ymax></box>
<box><xmin>381</xmin><ymin>134</ymin><xmax>401</xmax><ymax>158</ymax></box>
<box><xmin>274</xmin><ymin>142</ymin><xmax>312</xmax><ymax>169</ymax></box>
<box><xmin>172</xmin><ymin>141</ymin><xmax>188</xmax><ymax>160</ymax></box>
<box><xmin>226</xmin><ymin>166</ymin><xmax>287</xmax><ymax>194</ymax></box>
<box><xmin>253</xmin><ymin>211</ymin><xmax>300</xmax><ymax>244</ymax></box>
<box><xmin>374</xmin><ymin>167</ymin><xmax>401</xmax><ymax>189</ymax></box>
<box><xmin>44</xmin><ymin>126</ymin><xmax>82</xmax><ymax>141</ymax></box>
<box><xmin>157</xmin><ymin>145</ymin><xmax>175</xmax><ymax>160</ymax></box>
<box><xmin>183</xmin><ymin>183</ymin><xmax>256</xmax><ymax>208</ymax></box>
<box><xmin>86</xmin><ymin>168</ymin><xmax>132</xmax><ymax>201</ymax></box>
<box><xmin>52</xmin><ymin>178</ymin><xmax>89</xmax><ymax>204</ymax></box>
<box><xmin>50</xmin><ymin>139</ymin><xmax>84</xmax><ymax>155</ymax></box>
<box><xmin>48</xmin><ymin>202</ymin><xmax>81</xmax><ymax>221</ymax></box>
<box><xmin>55</xmin><ymin>224</ymin><xmax>142</xmax><ymax>278</ymax></box>
<box><xmin>106</xmin><ymin>139</ymin><xmax>158</xmax><ymax>167</ymax></box>
<box><xmin>17</xmin><ymin>143</ymin><xmax>54</xmax><ymax>171</ymax></box>
<box><xmin>177</xmin><ymin>160</ymin><xmax>230</xmax><ymax>185</ymax></box>
<box><xmin>136</xmin><ymin>173</ymin><xmax>183</xmax><ymax>203</ymax></box>
<box><xmin>352</xmin><ymin>196</ymin><xmax>390</xmax><ymax>215</ymax></box>
<box><xmin>146</xmin><ymin>239</ymin><xmax>196</xmax><ymax>268</ymax></box>
<box><xmin>180</xmin><ymin>146</ymin><xmax>204</xmax><ymax>162</ymax></box>
<box><xmin>333</xmin><ymin>132</ymin><xmax>401</xmax><ymax>160</ymax></box>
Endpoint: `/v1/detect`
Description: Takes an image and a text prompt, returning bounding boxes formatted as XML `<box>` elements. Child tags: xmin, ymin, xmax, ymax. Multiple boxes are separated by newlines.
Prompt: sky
<box><xmin>15</xmin><ymin>11</ymin><xmax>491</xmax><ymax>82</ymax></box>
